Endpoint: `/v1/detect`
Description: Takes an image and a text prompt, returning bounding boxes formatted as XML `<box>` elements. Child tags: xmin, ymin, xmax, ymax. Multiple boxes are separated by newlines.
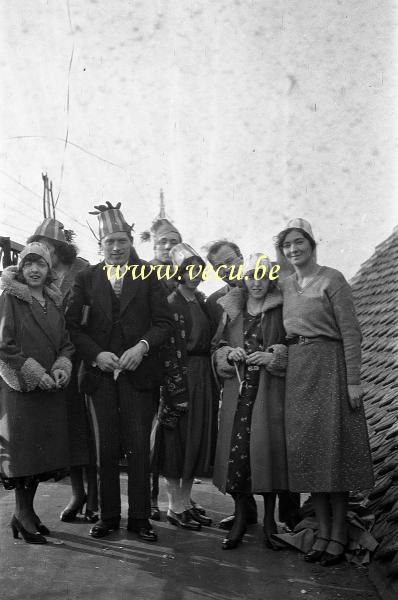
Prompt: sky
<box><xmin>1</xmin><ymin>0</ymin><xmax>397</xmax><ymax>286</ymax></box>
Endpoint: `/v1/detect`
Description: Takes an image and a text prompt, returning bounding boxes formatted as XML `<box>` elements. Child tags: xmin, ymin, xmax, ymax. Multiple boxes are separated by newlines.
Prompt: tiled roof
<box><xmin>351</xmin><ymin>226</ymin><xmax>398</xmax><ymax>592</ymax></box>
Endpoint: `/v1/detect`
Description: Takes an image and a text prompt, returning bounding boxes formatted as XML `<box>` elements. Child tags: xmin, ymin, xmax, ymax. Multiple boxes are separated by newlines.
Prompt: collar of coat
<box><xmin>0</xmin><ymin>265</ymin><xmax>63</xmax><ymax>307</ymax></box>
<box><xmin>216</xmin><ymin>285</ymin><xmax>282</xmax><ymax>322</ymax></box>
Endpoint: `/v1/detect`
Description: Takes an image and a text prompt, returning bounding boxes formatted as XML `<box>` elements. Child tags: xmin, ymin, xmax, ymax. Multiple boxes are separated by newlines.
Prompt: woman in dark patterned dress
<box><xmin>212</xmin><ymin>254</ymin><xmax>289</xmax><ymax>550</ymax></box>
<box><xmin>276</xmin><ymin>218</ymin><xmax>374</xmax><ymax>566</ymax></box>
<box><xmin>158</xmin><ymin>243</ymin><xmax>216</xmax><ymax>531</ymax></box>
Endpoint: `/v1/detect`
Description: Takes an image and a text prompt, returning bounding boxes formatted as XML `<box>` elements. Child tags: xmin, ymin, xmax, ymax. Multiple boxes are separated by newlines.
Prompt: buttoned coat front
<box><xmin>0</xmin><ymin>266</ymin><xmax>74</xmax><ymax>478</ymax></box>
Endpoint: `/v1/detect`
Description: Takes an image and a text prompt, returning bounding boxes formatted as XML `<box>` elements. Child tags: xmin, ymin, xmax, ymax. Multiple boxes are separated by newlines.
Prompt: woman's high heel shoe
<box><xmin>221</xmin><ymin>529</ymin><xmax>246</xmax><ymax>550</ymax></box>
<box><xmin>60</xmin><ymin>493</ymin><xmax>87</xmax><ymax>522</ymax></box>
<box><xmin>11</xmin><ymin>515</ymin><xmax>47</xmax><ymax>544</ymax></box>
<box><xmin>34</xmin><ymin>515</ymin><xmax>50</xmax><ymax>536</ymax></box>
<box><xmin>83</xmin><ymin>508</ymin><xmax>99</xmax><ymax>523</ymax></box>
<box><xmin>319</xmin><ymin>539</ymin><xmax>346</xmax><ymax>567</ymax></box>
<box><xmin>304</xmin><ymin>536</ymin><xmax>329</xmax><ymax>563</ymax></box>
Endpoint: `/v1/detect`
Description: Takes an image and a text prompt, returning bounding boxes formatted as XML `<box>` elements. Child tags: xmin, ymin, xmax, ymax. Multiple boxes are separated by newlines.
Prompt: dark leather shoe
<box><xmin>150</xmin><ymin>506</ymin><xmax>161</xmax><ymax>521</ymax></box>
<box><xmin>190</xmin><ymin>499</ymin><xmax>206</xmax><ymax>515</ymax></box>
<box><xmin>89</xmin><ymin>519</ymin><xmax>120</xmax><ymax>538</ymax></box>
<box><xmin>189</xmin><ymin>508</ymin><xmax>212</xmax><ymax>526</ymax></box>
<box><xmin>319</xmin><ymin>539</ymin><xmax>346</xmax><ymax>567</ymax></box>
<box><xmin>167</xmin><ymin>510</ymin><xmax>201</xmax><ymax>531</ymax></box>
<box><xmin>83</xmin><ymin>509</ymin><xmax>99</xmax><ymax>524</ymax></box>
<box><xmin>221</xmin><ymin>531</ymin><xmax>245</xmax><ymax>550</ymax></box>
<box><xmin>127</xmin><ymin>519</ymin><xmax>158</xmax><ymax>542</ymax></box>
<box><xmin>304</xmin><ymin>549</ymin><xmax>325</xmax><ymax>563</ymax></box>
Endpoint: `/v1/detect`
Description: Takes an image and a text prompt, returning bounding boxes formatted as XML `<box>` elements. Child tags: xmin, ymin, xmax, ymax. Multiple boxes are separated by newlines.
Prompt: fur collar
<box><xmin>217</xmin><ymin>285</ymin><xmax>282</xmax><ymax>322</ymax></box>
<box><xmin>0</xmin><ymin>265</ymin><xmax>63</xmax><ymax>307</ymax></box>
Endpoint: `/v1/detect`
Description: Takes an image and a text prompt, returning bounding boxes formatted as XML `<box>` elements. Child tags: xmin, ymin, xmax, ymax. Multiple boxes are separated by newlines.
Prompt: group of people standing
<box><xmin>0</xmin><ymin>203</ymin><xmax>374</xmax><ymax>567</ymax></box>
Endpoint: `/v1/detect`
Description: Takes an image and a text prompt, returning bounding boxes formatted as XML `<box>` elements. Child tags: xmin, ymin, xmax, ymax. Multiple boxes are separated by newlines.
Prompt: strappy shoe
<box><xmin>304</xmin><ymin>536</ymin><xmax>329</xmax><ymax>563</ymax></box>
<box><xmin>319</xmin><ymin>539</ymin><xmax>346</xmax><ymax>567</ymax></box>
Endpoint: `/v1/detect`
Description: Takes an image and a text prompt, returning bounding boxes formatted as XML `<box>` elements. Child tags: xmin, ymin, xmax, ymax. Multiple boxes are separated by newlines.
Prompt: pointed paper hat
<box><xmin>28</xmin><ymin>218</ymin><xmax>67</xmax><ymax>244</ymax></box>
<box><xmin>89</xmin><ymin>202</ymin><xmax>133</xmax><ymax>240</ymax></box>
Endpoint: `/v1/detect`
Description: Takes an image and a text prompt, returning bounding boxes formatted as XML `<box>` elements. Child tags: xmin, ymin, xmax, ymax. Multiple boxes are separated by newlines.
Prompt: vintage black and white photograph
<box><xmin>0</xmin><ymin>1</ymin><xmax>397</xmax><ymax>599</ymax></box>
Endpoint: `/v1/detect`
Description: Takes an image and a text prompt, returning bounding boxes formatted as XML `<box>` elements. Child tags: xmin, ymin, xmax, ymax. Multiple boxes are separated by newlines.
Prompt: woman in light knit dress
<box><xmin>276</xmin><ymin>218</ymin><xmax>373</xmax><ymax>567</ymax></box>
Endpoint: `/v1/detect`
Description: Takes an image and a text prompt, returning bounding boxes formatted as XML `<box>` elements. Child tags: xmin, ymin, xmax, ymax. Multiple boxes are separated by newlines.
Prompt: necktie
<box><xmin>113</xmin><ymin>277</ymin><xmax>123</xmax><ymax>298</ymax></box>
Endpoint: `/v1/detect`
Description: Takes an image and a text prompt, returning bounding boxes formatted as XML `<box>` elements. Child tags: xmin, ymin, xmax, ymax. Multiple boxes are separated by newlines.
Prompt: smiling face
<box><xmin>244</xmin><ymin>271</ymin><xmax>270</xmax><ymax>300</ymax></box>
<box><xmin>181</xmin><ymin>257</ymin><xmax>203</xmax><ymax>290</ymax></box>
<box><xmin>209</xmin><ymin>244</ymin><xmax>243</xmax><ymax>286</ymax></box>
<box><xmin>22</xmin><ymin>256</ymin><xmax>49</xmax><ymax>289</ymax></box>
<box><xmin>154</xmin><ymin>232</ymin><xmax>181</xmax><ymax>263</ymax></box>
<box><xmin>101</xmin><ymin>232</ymin><xmax>132</xmax><ymax>265</ymax></box>
<box><xmin>281</xmin><ymin>229</ymin><xmax>314</xmax><ymax>267</ymax></box>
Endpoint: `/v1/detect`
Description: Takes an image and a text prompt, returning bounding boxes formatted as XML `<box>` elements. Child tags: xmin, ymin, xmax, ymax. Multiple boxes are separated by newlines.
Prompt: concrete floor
<box><xmin>0</xmin><ymin>477</ymin><xmax>380</xmax><ymax>600</ymax></box>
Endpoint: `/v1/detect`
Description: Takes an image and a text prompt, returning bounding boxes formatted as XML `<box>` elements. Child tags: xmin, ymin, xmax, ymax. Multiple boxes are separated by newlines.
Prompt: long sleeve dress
<box><xmin>281</xmin><ymin>266</ymin><xmax>374</xmax><ymax>492</ymax></box>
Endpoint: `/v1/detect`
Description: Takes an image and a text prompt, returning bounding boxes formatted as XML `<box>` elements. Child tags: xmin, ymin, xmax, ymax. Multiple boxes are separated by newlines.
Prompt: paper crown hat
<box><xmin>141</xmin><ymin>218</ymin><xmax>181</xmax><ymax>243</ymax></box>
<box><xmin>242</xmin><ymin>253</ymin><xmax>272</xmax><ymax>276</ymax></box>
<box><xmin>28</xmin><ymin>218</ymin><xmax>67</xmax><ymax>244</ymax></box>
<box><xmin>20</xmin><ymin>242</ymin><xmax>52</xmax><ymax>267</ymax></box>
<box><xmin>277</xmin><ymin>218</ymin><xmax>315</xmax><ymax>244</ymax></box>
<box><xmin>89</xmin><ymin>202</ymin><xmax>133</xmax><ymax>240</ymax></box>
<box><xmin>169</xmin><ymin>243</ymin><xmax>202</xmax><ymax>267</ymax></box>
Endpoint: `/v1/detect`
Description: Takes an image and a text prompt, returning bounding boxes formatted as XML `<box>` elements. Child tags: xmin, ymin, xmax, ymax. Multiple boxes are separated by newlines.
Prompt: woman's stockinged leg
<box><xmin>311</xmin><ymin>492</ymin><xmax>331</xmax><ymax>550</ymax></box>
<box><xmin>165</xmin><ymin>478</ymin><xmax>184</xmax><ymax>514</ymax></box>
<box><xmin>222</xmin><ymin>493</ymin><xmax>247</xmax><ymax>549</ymax></box>
<box><xmin>14</xmin><ymin>486</ymin><xmax>37</xmax><ymax>533</ymax></box>
<box><xmin>86</xmin><ymin>465</ymin><xmax>98</xmax><ymax>512</ymax></box>
<box><xmin>180</xmin><ymin>478</ymin><xmax>194</xmax><ymax>511</ymax></box>
<box><xmin>327</xmin><ymin>492</ymin><xmax>348</xmax><ymax>553</ymax></box>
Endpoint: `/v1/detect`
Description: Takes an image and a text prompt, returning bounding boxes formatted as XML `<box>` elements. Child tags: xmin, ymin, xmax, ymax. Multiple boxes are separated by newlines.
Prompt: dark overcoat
<box><xmin>212</xmin><ymin>286</ymin><xmax>289</xmax><ymax>493</ymax></box>
<box><xmin>0</xmin><ymin>266</ymin><xmax>74</xmax><ymax>478</ymax></box>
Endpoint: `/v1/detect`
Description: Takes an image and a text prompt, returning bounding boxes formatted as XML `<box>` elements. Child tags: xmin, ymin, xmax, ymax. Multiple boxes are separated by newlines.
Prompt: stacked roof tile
<box><xmin>351</xmin><ymin>226</ymin><xmax>398</xmax><ymax>597</ymax></box>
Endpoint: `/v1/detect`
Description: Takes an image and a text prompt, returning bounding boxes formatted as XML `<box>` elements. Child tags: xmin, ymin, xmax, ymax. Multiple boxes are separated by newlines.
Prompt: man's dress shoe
<box><xmin>189</xmin><ymin>508</ymin><xmax>212</xmax><ymax>526</ymax></box>
<box><xmin>166</xmin><ymin>510</ymin><xmax>201</xmax><ymax>531</ymax></box>
<box><xmin>127</xmin><ymin>519</ymin><xmax>158</xmax><ymax>542</ymax></box>
<box><xmin>89</xmin><ymin>519</ymin><xmax>120</xmax><ymax>538</ymax></box>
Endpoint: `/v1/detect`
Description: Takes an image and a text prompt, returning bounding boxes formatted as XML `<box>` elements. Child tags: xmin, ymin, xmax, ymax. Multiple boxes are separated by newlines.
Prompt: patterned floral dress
<box><xmin>226</xmin><ymin>310</ymin><xmax>263</xmax><ymax>494</ymax></box>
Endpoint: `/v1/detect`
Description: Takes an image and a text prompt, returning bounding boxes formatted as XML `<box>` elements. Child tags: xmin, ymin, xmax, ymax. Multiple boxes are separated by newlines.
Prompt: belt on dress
<box><xmin>286</xmin><ymin>335</ymin><xmax>337</xmax><ymax>346</ymax></box>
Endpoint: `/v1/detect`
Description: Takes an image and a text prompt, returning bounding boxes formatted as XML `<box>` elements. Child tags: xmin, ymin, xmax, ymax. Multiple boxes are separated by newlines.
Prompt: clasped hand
<box><xmin>96</xmin><ymin>342</ymin><xmax>146</xmax><ymax>373</ymax></box>
<box><xmin>228</xmin><ymin>347</ymin><xmax>272</xmax><ymax>366</ymax></box>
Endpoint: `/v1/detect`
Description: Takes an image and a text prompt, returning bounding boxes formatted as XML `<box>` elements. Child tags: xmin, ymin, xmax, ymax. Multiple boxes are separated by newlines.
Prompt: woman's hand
<box><xmin>52</xmin><ymin>369</ymin><xmax>69</xmax><ymax>388</ymax></box>
<box><xmin>347</xmin><ymin>384</ymin><xmax>363</xmax><ymax>410</ymax></box>
<box><xmin>228</xmin><ymin>347</ymin><xmax>247</xmax><ymax>362</ymax></box>
<box><xmin>38</xmin><ymin>373</ymin><xmax>56</xmax><ymax>391</ymax></box>
<box><xmin>246</xmin><ymin>351</ymin><xmax>272</xmax><ymax>366</ymax></box>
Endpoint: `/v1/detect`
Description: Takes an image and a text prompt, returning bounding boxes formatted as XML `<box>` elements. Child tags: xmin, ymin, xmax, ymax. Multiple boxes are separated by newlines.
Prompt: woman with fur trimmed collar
<box><xmin>0</xmin><ymin>242</ymin><xmax>74</xmax><ymax>544</ymax></box>
<box><xmin>212</xmin><ymin>253</ymin><xmax>290</xmax><ymax>550</ymax></box>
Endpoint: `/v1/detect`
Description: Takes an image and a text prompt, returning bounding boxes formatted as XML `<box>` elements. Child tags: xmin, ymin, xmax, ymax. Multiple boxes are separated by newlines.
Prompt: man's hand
<box><xmin>38</xmin><ymin>373</ymin><xmax>57</xmax><ymax>391</ymax></box>
<box><xmin>347</xmin><ymin>384</ymin><xmax>363</xmax><ymax>410</ymax></box>
<box><xmin>95</xmin><ymin>351</ymin><xmax>120</xmax><ymax>372</ymax></box>
<box><xmin>246</xmin><ymin>351</ymin><xmax>272</xmax><ymax>366</ymax></box>
<box><xmin>228</xmin><ymin>347</ymin><xmax>247</xmax><ymax>362</ymax></box>
<box><xmin>52</xmin><ymin>369</ymin><xmax>69</xmax><ymax>388</ymax></box>
<box><xmin>119</xmin><ymin>343</ymin><xmax>147</xmax><ymax>371</ymax></box>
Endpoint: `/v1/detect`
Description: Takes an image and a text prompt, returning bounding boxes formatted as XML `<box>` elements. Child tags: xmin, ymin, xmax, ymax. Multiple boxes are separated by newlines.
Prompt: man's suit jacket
<box><xmin>66</xmin><ymin>256</ymin><xmax>174</xmax><ymax>394</ymax></box>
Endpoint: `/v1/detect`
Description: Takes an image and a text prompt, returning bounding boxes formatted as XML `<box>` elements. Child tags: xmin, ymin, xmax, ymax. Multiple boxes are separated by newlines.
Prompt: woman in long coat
<box><xmin>212</xmin><ymin>254</ymin><xmax>289</xmax><ymax>550</ymax></box>
<box><xmin>28</xmin><ymin>218</ymin><xmax>98</xmax><ymax>523</ymax></box>
<box><xmin>158</xmin><ymin>243</ymin><xmax>215</xmax><ymax>531</ymax></box>
<box><xmin>276</xmin><ymin>218</ymin><xmax>374</xmax><ymax>566</ymax></box>
<box><xmin>0</xmin><ymin>242</ymin><xmax>74</xmax><ymax>544</ymax></box>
